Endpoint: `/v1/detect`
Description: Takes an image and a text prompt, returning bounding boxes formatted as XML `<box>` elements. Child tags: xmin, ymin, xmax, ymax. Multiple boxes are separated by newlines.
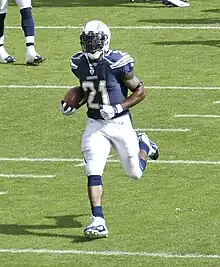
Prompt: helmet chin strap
<box><xmin>87</xmin><ymin>50</ymin><xmax>103</xmax><ymax>60</ymax></box>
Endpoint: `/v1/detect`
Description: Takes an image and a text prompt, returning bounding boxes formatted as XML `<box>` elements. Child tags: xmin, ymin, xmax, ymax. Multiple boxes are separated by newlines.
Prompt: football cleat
<box><xmin>0</xmin><ymin>46</ymin><xmax>16</xmax><ymax>63</ymax></box>
<box><xmin>138</xmin><ymin>133</ymin><xmax>159</xmax><ymax>160</ymax></box>
<box><xmin>26</xmin><ymin>54</ymin><xmax>45</xmax><ymax>66</ymax></box>
<box><xmin>0</xmin><ymin>55</ymin><xmax>16</xmax><ymax>63</ymax></box>
<box><xmin>84</xmin><ymin>216</ymin><xmax>108</xmax><ymax>238</ymax></box>
<box><xmin>162</xmin><ymin>0</ymin><xmax>190</xmax><ymax>7</ymax></box>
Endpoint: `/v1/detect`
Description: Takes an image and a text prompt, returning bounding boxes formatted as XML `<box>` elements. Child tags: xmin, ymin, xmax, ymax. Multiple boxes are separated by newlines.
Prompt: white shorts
<box><xmin>0</xmin><ymin>0</ymin><xmax>31</xmax><ymax>13</ymax></box>
<box><xmin>0</xmin><ymin>0</ymin><xmax>8</xmax><ymax>11</ymax></box>
<box><xmin>82</xmin><ymin>114</ymin><xmax>143</xmax><ymax>179</ymax></box>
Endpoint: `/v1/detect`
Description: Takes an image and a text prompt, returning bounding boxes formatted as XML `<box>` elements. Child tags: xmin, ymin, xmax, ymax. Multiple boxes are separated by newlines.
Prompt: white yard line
<box><xmin>0</xmin><ymin>191</ymin><xmax>8</xmax><ymax>195</ymax></box>
<box><xmin>213</xmin><ymin>101</ymin><xmax>220</xmax><ymax>104</ymax></box>
<box><xmin>1</xmin><ymin>85</ymin><xmax>220</xmax><ymax>90</ymax></box>
<box><xmin>174</xmin><ymin>115</ymin><xmax>220</xmax><ymax>118</ymax></box>
<box><xmin>0</xmin><ymin>157</ymin><xmax>82</xmax><ymax>162</ymax></box>
<box><xmin>75</xmin><ymin>163</ymin><xmax>85</xmax><ymax>167</ymax></box>
<box><xmin>0</xmin><ymin>248</ymin><xmax>220</xmax><ymax>259</ymax></box>
<box><xmin>150</xmin><ymin>86</ymin><xmax>220</xmax><ymax>90</ymax></box>
<box><xmin>0</xmin><ymin>158</ymin><xmax>220</xmax><ymax>165</ymax></box>
<box><xmin>0</xmin><ymin>85</ymin><xmax>69</xmax><ymax>89</ymax></box>
<box><xmin>0</xmin><ymin>174</ymin><xmax>55</xmax><ymax>178</ymax></box>
<box><xmin>5</xmin><ymin>25</ymin><xmax>220</xmax><ymax>30</ymax></box>
<box><xmin>152</xmin><ymin>160</ymin><xmax>220</xmax><ymax>165</ymax></box>
<box><xmin>134</xmin><ymin>128</ymin><xmax>190</xmax><ymax>132</ymax></box>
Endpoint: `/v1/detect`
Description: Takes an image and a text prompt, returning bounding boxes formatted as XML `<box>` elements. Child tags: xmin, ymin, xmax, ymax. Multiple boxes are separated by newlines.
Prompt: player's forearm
<box><xmin>120</xmin><ymin>86</ymin><xmax>146</xmax><ymax>110</ymax></box>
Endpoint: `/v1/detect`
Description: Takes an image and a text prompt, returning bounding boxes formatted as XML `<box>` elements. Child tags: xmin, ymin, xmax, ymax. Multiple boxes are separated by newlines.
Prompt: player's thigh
<box><xmin>82</xmin><ymin>120</ymin><xmax>111</xmax><ymax>176</ymax></box>
<box><xmin>14</xmin><ymin>0</ymin><xmax>31</xmax><ymax>9</ymax></box>
<box><xmin>0</xmin><ymin>0</ymin><xmax>8</xmax><ymax>13</ymax></box>
<box><xmin>112</xmin><ymin>119</ymin><xmax>141</xmax><ymax>179</ymax></box>
<box><xmin>115</xmin><ymin>135</ymin><xmax>141</xmax><ymax>178</ymax></box>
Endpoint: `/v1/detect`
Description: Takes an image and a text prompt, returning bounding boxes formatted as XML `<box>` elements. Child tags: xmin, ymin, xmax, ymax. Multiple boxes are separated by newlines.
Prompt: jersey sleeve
<box><xmin>107</xmin><ymin>51</ymin><xmax>135</xmax><ymax>79</ymax></box>
<box><xmin>69</xmin><ymin>52</ymin><xmax>83</xmax><ymax>79</ymax></box>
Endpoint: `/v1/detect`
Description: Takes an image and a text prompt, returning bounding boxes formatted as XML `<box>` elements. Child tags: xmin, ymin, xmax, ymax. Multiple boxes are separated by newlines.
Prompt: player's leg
<box><xmin>0</xmin><ymin>0</ymin><xmax>16</xmax><ymax>63</ymax></box>
<box><xmin>82</xmin><ymin>119</ymin><xmax>111</xmax><ymax>238</ymax></box>
<box><xmin>15</xmin><ymin>0</ymin><xmax>45</xmax><ymax>65</ymax></box>
<box><xmin>162</xmin><ymin>0</ymin><xmax>190</xmax><ymax>7</ymax></box>
<box><xmin>116</xmin><ymin>132</ymin><xmax>159</xmax><ymax>179</ymax></box>
<box><xmin>138</xmin><ymin>132</ymin><xmax>159</xmax><ymax>161</ymax></box>
<box><xmin>111</xmin><ymin>115</ymin><xmax>159</xmax><ymax>179</ymax></box>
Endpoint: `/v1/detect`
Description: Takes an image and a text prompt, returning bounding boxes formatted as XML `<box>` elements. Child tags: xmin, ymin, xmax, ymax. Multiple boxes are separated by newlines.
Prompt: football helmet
<box><xmin>80</xmin><ymin>20</ymin><xmax>111</xmax><ymax>60</ymax></box>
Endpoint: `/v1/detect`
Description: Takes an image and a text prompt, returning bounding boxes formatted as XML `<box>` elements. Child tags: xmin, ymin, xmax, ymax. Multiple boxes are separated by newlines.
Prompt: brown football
<box><xmin>63</xmin><ymin>86</ymin><xmax>85</xmax><ymax>109</ymax></box>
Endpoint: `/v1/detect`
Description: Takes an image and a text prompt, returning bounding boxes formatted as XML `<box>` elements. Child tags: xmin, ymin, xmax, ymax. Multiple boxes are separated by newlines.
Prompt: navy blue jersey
<box><xmin>70</xmin><ymin>50</ymin><xmax>134</xmax><ymax>120</ymax></box>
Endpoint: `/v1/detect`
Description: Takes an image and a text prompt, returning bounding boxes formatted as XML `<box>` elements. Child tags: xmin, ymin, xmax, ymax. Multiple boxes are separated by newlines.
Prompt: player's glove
<box><xmin>60</xmin><ymin>100</ymin><xmax>76</xmax><ymax>116</ymax></box>
<box><xmin>100</xmin><ymin>104</ymin><xmax>123</xmax><ymax>120</ymax></box>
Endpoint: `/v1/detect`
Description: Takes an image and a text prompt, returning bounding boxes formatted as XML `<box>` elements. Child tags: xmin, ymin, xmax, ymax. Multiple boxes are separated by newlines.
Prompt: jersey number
<box><xmin>82</xmin><ymin>81</ymin><xmax>110</xmax><ymax>109</ymax></box>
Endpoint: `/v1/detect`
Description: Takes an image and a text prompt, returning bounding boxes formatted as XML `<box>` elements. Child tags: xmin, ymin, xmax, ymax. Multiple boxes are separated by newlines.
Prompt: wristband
<box><xmin>115</xmin><ymin>104</ymin><xmax>123</xmax><ymax>114</ymax></box>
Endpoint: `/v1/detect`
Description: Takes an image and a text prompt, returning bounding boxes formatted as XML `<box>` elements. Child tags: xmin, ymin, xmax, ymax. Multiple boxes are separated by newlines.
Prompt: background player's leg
<box><xmin>82</xmin><ymin>119</ymin><xmax>111</xmax><ymax>237</ymax></box>
<box><xmin>163</xmin><ymin>0</ymin><xmax>190</xmax><ymax>7</ymax></box>
<box><xmin>15</xmin><ymin>0</ymin><xmax>45</xmax><ymax>65</ymax></box>
<box><xmin>0</xmin><ymin>0</ymin><xmax>15</xmax><ymax>63</ymax></box>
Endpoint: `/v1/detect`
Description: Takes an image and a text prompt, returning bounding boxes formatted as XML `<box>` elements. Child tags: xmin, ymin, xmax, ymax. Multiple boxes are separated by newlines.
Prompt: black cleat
<box><xmin>0</xmin><ymin>55</ymin><xmax>16</xmax><ymax>64</ymax></box>
<box><xmin>138</xmin><ymin>133</ymin><xmax>159</xmax><ymax>160</ymax></box>
<box><xmin>26</xmin><ymin>54</ymin><xmax>45</xmax><ymax>66</ymax></box>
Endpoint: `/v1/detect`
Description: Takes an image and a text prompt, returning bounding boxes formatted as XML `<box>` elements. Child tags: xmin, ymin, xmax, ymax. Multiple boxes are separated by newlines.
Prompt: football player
<box><xmin>60</xmin><ymin>20</ymin><xmax>159</xmax><ymax>238</ymax></box>
<box><xmin>131</xmin><ymin>0</ymin><xmax>190</xmax><ymax>7</ymax></box>
<box><xmin>0</xmin><ymin>0</ymin><xmax>45</xmax><ymax>65</ymax></box>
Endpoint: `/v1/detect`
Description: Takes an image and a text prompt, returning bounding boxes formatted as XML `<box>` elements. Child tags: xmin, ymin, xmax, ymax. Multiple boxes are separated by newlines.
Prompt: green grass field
<box><xmin>0</xmin><ymin>0</ymin><xmax>220</xmax><ymax>266</ymax></box>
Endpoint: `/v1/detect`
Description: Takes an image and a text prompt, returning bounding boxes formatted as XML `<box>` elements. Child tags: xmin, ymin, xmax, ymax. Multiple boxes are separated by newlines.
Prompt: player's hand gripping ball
<box><xmin>60</xmin><ymin>86</ymin><xmax>85</xmax><ymax>115</ymax></box>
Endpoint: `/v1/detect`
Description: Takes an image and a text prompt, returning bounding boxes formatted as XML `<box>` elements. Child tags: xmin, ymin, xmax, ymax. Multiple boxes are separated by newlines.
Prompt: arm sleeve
<box><xmin>70</xmin><ymin>57</ymin><xmax>80</xmax><ymax>79</ymax></box>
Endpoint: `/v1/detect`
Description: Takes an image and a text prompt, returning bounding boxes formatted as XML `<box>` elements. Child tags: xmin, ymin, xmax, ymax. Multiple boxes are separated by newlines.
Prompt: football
<box><xmin>63</xmin><ymin>86</ymin><xmax>85</xmax><ymax>109</ymax></box>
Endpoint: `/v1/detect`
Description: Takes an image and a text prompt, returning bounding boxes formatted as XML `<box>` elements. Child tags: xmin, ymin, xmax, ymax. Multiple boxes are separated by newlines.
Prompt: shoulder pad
<box><xmin>70</xmin><ymin>52</ymin><xmax>84</xmax><ymax>70</ymax></box>
<box><xmin>104</xmin><ymin>50</ymin><xmax>134</xmax><ymax>69</ymax></box>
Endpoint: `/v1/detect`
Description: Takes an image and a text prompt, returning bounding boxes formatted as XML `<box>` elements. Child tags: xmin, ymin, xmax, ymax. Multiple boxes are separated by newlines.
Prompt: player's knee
<box><xmin>86</xmin><ymin>166</ymin><xmax>102</xmax><ymax>177</ymax></box>
<box><xmin>123</xmin><ymin>157</ymin><xmax>143</xmax><ymax>180</ymax></box>
<box><xmin>125</xmin><ymin>168</ymin><xmax>143</xmax><ymax>180</ymax></box>
<box><xmin>84</xmin><ymin>159</ymin><xmax>104</xmax><ymax>177</ymax></box>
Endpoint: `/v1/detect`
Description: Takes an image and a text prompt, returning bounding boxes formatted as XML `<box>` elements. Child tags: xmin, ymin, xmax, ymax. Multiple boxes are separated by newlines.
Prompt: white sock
<box><xmin>0</xmin><ymin>35</ymin><xmax>4</xmax><ymax>46</ymax></box>
<box><xmin>26</xmin><ymin>45</ymin><xmax>37</xmax><ymax>57</ymax></box>
<box><xmin>25</xmin><ymin>36</ymin><xmax>35</xmax><ymax>44</ymax></box>
<box><xmin>94</xmin><ymin>216</ymin><xmax>106</xmax><ymax>225</ymax></box>
<box><xmin>0</xmin><ymin>45</ymin><xmax>9</xmax><ymax>59</ymax></box>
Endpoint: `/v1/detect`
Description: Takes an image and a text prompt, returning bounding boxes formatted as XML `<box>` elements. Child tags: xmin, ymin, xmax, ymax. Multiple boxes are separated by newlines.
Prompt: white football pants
<box><xmin>0</xmin><ymin>0</ymin><xmax>31</xmax><ymax>13</ymax></box>
<box><xmin>82</xmin><ymin>114</ymin><xmax>143</xmax><ymax>180</ymax></box>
